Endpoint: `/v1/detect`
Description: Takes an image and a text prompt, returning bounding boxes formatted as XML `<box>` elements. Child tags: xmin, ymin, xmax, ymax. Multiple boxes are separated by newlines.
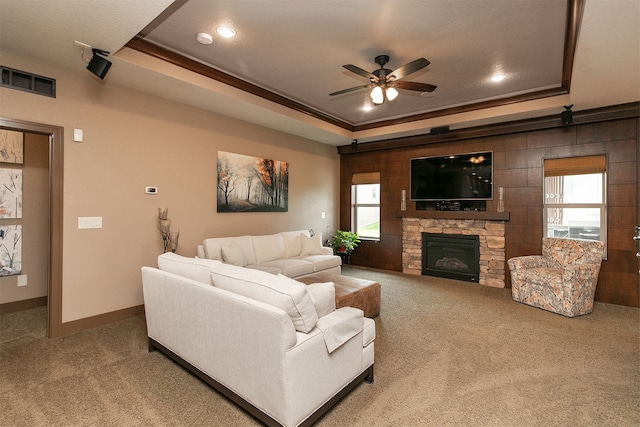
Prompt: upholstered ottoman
<box><xmin>297</xmin><ymin>272</ymin><xmax>381</xmax><ymax>318</ymax></box>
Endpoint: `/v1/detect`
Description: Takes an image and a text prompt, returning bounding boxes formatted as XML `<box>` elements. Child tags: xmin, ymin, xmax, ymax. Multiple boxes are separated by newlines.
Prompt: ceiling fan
<box><xmin>329</xmin><ymin>55</ymin><xmax>437</xmax><ymax>104</ymax></box>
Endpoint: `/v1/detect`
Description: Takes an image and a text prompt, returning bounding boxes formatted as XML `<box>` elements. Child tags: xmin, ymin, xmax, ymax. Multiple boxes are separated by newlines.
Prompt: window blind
<box><xmin>352</xmin><ymin>172</ymin><xmax>380</xmax><ymax>185</ymax></box>
<box><xmin>544</xmin><ymin>155</ymin><xmax>606</xmax><ymax>177</ymax></box>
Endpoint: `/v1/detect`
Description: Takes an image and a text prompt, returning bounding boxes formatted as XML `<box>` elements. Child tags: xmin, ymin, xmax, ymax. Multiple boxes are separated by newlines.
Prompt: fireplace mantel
<box><xmin>397</xmin><ymin>210</ymin><xmax>510</xmax><ymax>221</ymax></box>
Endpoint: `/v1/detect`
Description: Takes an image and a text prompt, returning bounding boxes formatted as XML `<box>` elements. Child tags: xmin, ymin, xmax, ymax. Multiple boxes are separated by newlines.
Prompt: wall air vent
<box><xmin>1</xmin><ymin>66</ymin><xmax>56</xmax><ymax>98</ymax></box>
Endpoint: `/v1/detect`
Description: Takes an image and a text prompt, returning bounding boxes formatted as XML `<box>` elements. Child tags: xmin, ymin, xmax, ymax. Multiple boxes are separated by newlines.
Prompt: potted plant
<box><xmin>330</xmin><ymin>230</ymin><xmax>361</xmax><ymax>255</ymax></box>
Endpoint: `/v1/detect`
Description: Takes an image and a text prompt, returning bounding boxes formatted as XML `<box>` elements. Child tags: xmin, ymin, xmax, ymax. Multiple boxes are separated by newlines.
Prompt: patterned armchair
<box><xmin>508</xmin><ymin>238</ymin><xmax>604</xmax><ymax>317</ymax></box>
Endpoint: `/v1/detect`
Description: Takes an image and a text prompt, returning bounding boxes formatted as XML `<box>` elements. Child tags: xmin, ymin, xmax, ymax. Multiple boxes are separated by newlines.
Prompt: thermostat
<box><xmin>145</xmin><ymin>186</ymin><xmax>158</xmax><ymax>194</ymax></box>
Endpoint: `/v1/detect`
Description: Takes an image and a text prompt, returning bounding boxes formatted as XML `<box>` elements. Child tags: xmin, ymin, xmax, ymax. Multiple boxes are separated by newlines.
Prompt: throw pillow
<box><xmin>306</xmin><ymin>281</ymin><xmax>336</xmax><ymax>317</ymax></box>
<box><xmin>300</xmin><ymin>233</ymin><xmax>324</xmax><ymax>256</ymax></box>
<box><xmin>221</xmin><ymin>245</ymin><xmax>248</xmax><ymax>267</ymax></box>
<box><xmin>281</xmin><ymin>231</ymin><xmax>305</xmax><ymax>258</ymax></box>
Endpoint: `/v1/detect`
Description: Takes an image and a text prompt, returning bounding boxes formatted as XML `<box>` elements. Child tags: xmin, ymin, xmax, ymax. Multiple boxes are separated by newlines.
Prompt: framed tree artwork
<box><xmin>0</xmin><ymin>225</ymin><xmax>22</xmax><ymax>276</ymax></box>
<box><xmin>217</xmin><ymin>151</ymin><xmax>289</xmax><ymax>212</ymax></box>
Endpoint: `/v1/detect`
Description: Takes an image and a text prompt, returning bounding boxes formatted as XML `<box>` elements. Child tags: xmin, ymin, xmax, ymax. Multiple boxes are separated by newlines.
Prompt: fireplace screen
<box><xmin>422</xmin><ymin>233</ymin><xmax>480</xmax><ymax>282</ymax></box>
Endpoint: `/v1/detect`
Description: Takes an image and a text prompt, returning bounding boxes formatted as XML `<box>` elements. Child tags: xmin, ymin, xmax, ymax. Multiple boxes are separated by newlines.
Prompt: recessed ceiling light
<box><xmin>491</xmin><ymin>73</ymin><xmax>506</xmax><ymax>82</ymax></box>
<box><xmin>216</xmin><ymin>26</ymin><xmax>237</xmax><ymax>38</ymax></box>
<box><xmin>196</xmin><ymin>32</ymin><xmax>213</xmax><ymax>45</ymax></box>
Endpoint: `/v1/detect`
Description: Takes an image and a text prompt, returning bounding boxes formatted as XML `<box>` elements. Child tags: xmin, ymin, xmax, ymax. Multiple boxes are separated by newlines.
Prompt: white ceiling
<box><xmin>1</xmin><ymin>0</ymin><xmax>638</xmax><ymax>146</ymax></box>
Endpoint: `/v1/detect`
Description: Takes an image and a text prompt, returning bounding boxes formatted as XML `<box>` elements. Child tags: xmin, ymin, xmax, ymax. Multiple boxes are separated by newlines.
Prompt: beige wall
<box><xmin>0</xmin><ymin>132</ymin><xmax>49</xmax><ymax>304</ymax></box>
<box><xmin>0</xmin><ymin>50</ymin><xmax>340</xmax><ymax>322</ymax></box>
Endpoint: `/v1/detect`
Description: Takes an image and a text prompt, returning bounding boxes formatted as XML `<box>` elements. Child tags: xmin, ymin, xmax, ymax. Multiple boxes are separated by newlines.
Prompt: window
<box><xmin>543</xmin><ymin>155</ymin><xmax>607</xmax><ymax>256</ymax></box>
<box><xmin>351</xmin><ymin>172</ymin><xmax>380</xmax><ymax>240</ymax></box>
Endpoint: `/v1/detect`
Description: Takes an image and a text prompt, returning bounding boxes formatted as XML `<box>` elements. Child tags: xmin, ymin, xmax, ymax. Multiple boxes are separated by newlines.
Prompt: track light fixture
<box><xmin>86</xmin><ymin>49</ymin><xmax>112</xmax><ymax>80</ymax></box>
<box><xmin>561</xmin><ymin>104</ymin><xmax>573</xmax><ymax>125</ymax></box>
<box><xmin>74</xmin><ymin>41</ymin><xmax>112</xmax><ymax>80</ymax></box>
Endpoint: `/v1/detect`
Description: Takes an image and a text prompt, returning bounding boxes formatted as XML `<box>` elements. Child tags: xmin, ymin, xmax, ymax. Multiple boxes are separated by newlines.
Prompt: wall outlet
<box><xmin>321</xmin><ymin>212</ymin><xmax>326</xmax><ymax>219</ymax></box>
<box><xmin>17</xmin><ymin>275</ymin><xmax>27</xmax><ymax>287</ymax></box>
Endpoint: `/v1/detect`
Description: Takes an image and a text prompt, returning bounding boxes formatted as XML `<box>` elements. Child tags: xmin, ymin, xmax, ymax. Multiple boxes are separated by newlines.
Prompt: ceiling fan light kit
<box><xmin>370</xmin><ymin>85</ymin><xmax>399</xmax><ymax>104</ymax></box>
<box><xmin>331</xmin><ymin>54</ymin><xmax>437</xmax><ymax>105</ymax></box>
<box><xmin>370</xmin><ymin>86</ymin><xmax>384</xmax><ymax>104</ymax></box>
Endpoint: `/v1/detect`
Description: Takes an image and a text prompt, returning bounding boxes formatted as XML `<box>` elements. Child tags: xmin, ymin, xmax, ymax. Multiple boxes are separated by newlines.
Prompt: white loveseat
<box><xmin>142</xmin><ymin>253</ymin><xmax>375</xmax><ymax>427</ymax></box>
<box><xmin>196</xmin><ymin>230</ymin><xmax>341</xmax><ymax>278</ymax></box>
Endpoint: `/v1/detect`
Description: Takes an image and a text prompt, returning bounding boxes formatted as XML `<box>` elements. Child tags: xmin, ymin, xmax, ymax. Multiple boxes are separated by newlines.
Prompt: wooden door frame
<box><xmin>0</xmin><ymin>117</ymin><xmax>63</xmax><ymax>338</ymax></box>
<box><xmin>637</xmin><ymin>117</ymin><xmax>640</xmax><ymax>307</ymax></box>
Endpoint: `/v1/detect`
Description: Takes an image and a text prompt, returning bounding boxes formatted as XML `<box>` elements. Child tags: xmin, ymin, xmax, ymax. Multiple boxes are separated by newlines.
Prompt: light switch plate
<box><xmin>78</xmin><ymin>217</ymin><xmax>102</xmax><ymax>229</ymax></box>
<box><xmin>73</xmin><ymin>129</ymin><xmax>83</xmax><ymax>142</ymax></box>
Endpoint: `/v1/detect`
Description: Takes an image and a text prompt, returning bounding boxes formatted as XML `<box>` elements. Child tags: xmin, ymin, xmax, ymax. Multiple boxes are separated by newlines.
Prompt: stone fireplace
<box><xmin>403</xmin><ymin>217</ymin><xmax>506</xmax><ymax>287</ymax></box>
<box><xmin>422</xmin><ymin>233</ymin><xmax>480</xmax><ymax>282</ymax></box>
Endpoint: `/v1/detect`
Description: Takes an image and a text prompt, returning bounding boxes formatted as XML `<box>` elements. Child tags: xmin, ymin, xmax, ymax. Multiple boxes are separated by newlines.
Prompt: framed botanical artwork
<box><xmin>217</xmin><ymin>151</ymin><xmax>289</xmax><ymax>212</ymax></box>
<box><xmin>0</xmin><ymin>129</ymin><xmax>24</xmax><ymax>164</ymax></box>
<box><xmin>0</xmin><ymin>225</ymin><xmax>22</xmax><ymax>276</ymax></box>
<box><xmin>0</xmin><ymin>168</ymin><xmax>22</xmax><ymax>219</ymax></box>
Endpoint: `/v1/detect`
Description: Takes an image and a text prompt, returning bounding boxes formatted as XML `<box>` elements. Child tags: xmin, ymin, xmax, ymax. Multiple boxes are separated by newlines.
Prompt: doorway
<box><xmin>0</xmin><ymin>117</ymin><xmax>63</xmax><ymax>338</ymax></box>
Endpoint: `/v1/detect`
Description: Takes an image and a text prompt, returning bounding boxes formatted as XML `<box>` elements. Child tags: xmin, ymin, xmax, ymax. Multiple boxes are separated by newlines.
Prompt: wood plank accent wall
<box><xmin>339</xmin><ymin>103</ymin><xmax>639</xmax><ymax>307</ymax></box>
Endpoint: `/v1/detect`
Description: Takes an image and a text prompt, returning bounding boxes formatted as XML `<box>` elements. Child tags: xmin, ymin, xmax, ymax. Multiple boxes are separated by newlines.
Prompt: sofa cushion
<box><xmin>260</xmin><ymin>258</ymin><xmax>314</xmax><ymax>277</ymax></box>
<box><xmin>306</xmin><ymin>281</ymin><xmax>336</xmax><ymax>317</ymax></box>
<box><xmin>281</xmin><ymin>230</ymin><xmax>309</xmax><ymax>258</ymax></box>
<box><xmin>253</xmin><ymin>233</ymin><xmax>286</xmax><ymax>265</ymax></box>
<box><xmin>157</xmin><ymin>252</ymin><xmax>222</xmax><ymax>285</ymax></box>
<box><xmin>211</xmin><ymin>264</ymin><xmax>318</xmax><ymax>333</ymax></box>
<box><xmin>299</xmin><ymin>254</ymin><xmax>342</xmax><ymax>272</ymax></box>
<box><xmin>246</xmin><ymin>264</ymin><xmax>283</xmax><ymax>275</ymax></box>
<box><xmin>300</xmin><ymin>233</ymin><xmax>324</xmax><ymax>256</ymax></box>
<box><xmin>221</xmin><ymin>245</ymin><xmax>248</xmax><ymax>267</ymax></box>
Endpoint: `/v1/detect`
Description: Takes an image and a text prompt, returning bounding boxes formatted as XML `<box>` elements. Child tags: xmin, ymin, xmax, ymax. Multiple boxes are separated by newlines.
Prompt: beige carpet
<box><xmin>1</xmin><ymin>266</ymin><xmax>638</xmax><ymax>426</ymax></box>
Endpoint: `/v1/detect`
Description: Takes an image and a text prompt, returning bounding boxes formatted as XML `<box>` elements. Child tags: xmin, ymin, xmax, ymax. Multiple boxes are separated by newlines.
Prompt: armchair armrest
<box><xmin>560</xmin><ymin>263</ymin><xmax>601</xmax><ymax>316</ymax></box>
<box><xmin>562</xmin><ymin>263</ymin><xmax>600</xmax><ymax>292</ymax></box>
<box><xmin>508</xmin><ymin>255</ymin><xmax>547</xmax><ymax>301</ymax></box>
<box><xmin>507</xmin><ymin>255</ymin><xmax>546</xmax><ymax>271</ymax></box>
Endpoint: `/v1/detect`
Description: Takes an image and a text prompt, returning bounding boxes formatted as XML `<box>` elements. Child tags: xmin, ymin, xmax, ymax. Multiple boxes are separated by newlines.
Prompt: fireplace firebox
<box><xmin>422</xmin><ymin>233</ymin><xmax>480</xmax><ymax>282</ymax></box>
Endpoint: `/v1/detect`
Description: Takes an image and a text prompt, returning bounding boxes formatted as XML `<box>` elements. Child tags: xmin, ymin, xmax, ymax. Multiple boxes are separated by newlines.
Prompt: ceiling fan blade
<box><xmin>393</xmin><ymin>81</ymin><xmax>437</xmax><ymax>92</ymax></box>
<box><xmin>343</xmin><ymin>64</ymin><xmax>378</xmax><ymax>81</ymax></box>
<box><xmin>388</xmin><ymin>58</ymin><xmax>430</xmax><ymax>81</ymax></box>
<box><xmin>329</xmin><ymin>85</ymin><xmax>369</xmax><ymax>96</ymax></box>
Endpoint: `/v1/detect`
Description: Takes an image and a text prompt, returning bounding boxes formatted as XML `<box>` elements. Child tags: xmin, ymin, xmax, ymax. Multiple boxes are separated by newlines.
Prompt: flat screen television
<box><xmin>410</xmin><ymin>151</ymin><xmax>493</xmax><ymax>201</ymax></box>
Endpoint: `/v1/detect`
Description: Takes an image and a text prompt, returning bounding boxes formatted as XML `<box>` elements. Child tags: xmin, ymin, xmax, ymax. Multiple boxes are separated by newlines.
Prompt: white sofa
<box><xmin>196</xmin><ymin>230</ymin><xmax>341</xmax><ymax>278</ymax></box>
<box><xmin>142</xmin><ymin>253</ymin><xmax>375</xmax><ymax>427</ymax></box>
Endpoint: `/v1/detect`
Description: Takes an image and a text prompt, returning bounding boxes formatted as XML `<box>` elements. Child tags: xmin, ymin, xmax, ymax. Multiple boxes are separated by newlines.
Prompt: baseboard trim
<box><xmin>60</xmin><ymin>304</ymin><xmax>145</xmax><ymax>336</ymax></box>
<box><xmin>0</xmin><ymin>296</ymin><xmax>47</xmax><ymax>314</ymax></box>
